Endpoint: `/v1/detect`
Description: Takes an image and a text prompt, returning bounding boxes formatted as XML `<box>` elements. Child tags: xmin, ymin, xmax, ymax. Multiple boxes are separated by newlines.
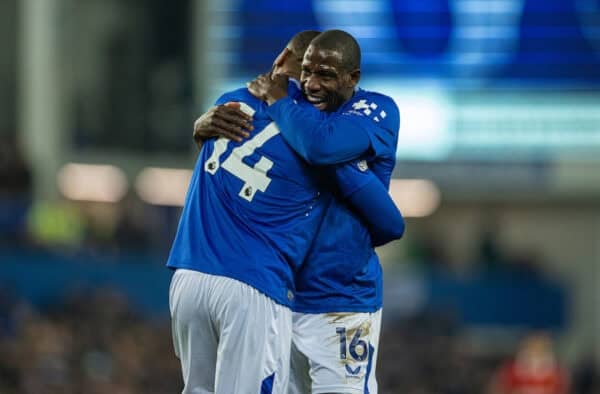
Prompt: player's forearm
<box><xmin>266</xmin><ymin>97</ymin><xmax>372</xmax><ymax>165</ymax></box>
<box><xmin>347</xmin><ymin>177</ymin><xmax>405</xmax><ymax>246</ymax></box>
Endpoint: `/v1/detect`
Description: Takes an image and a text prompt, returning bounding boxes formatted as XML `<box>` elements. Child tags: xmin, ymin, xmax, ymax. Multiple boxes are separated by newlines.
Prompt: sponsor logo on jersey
<box><xmin>345</xmin><ymin>365</ymin><xmax>361</xmax><ymax>375</ymax></box>
<box><xmin>357</xmin><ymin>160</ymin><xmax>368</xmax><ymax>172</ymax></box>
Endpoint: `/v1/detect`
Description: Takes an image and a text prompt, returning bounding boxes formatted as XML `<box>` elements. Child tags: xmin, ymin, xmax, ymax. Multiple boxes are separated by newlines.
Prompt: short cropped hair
<box><xmin>288</xmin><ymin>30</ymin><xmax>321</xmax><ymax>61</ymax></box>
<box><xmin>309</xmin><ymin>29</ymin><xmax>361</xmax><ymax>71</ymax></box>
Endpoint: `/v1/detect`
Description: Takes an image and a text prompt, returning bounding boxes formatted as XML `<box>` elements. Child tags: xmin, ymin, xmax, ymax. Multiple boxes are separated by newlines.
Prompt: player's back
<box><xmin>167</xmin><ymin>87</ymin><xmax>325</xmax><ymax>307</ymax></box>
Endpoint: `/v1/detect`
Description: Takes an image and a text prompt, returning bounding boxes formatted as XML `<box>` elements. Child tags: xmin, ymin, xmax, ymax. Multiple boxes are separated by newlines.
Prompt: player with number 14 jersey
<box><xmin>167</xmin><ymin>86</ymin><xmax>325</xmax><ymax>307</ymax></box>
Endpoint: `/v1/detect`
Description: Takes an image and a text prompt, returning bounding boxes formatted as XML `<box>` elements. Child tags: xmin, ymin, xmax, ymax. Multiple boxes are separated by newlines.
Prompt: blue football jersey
<box><xmin>166</xmin><ymin>87</ymin><xmax>326</xmax><ymax>307</ymax></box>
<box><xmin>267</xmin><ymin>86</ymin><xmax>401</xmax><ymax>312</ymax></box>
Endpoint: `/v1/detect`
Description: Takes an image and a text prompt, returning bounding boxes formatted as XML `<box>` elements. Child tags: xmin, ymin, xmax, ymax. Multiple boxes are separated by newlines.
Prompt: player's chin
<box><xmin>323</xmin><ymin>94</ymin><xmax>344</xmax><ymax>112</ymax></box>
<box><xmin>312</xmin><ymin>102</ymin><xmax>328</xmax><ymax>111</ymax></box>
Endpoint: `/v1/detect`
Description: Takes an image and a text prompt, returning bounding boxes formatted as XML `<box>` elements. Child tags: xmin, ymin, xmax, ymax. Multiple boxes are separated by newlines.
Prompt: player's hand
<box><xmin>247</xmin><ymin>73</ymin><xmax>289</xmax><ymax>105</ymax></box>
<box><xmin>193</xmin><ymin>102</ymin><xmax>253</xmax><ymax>148</ymax></box>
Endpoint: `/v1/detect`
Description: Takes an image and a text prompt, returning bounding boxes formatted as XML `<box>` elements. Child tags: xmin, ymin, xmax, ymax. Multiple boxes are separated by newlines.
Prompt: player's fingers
<box><xmin>212</xmin><ymin>127</ymin><xmax>243</xmax><ymax>143</ymax></box>
<box><xmin>223</xmin><ymin>101</ymin><xmax>241</xmax><ymax>109</ymax></box>
<box><xmin>211</xmin><ymin>118</ymin><xmax>247</xmax><ymax>140</ymax></box>
<box><xmin>248</xmin><ymin>74</ymin><xmax>268</xmax><ymax>87</ymax></box>
<box><xmin>216</xmin><ymin>109</ymin><xmax>253</xmax><ymax>133</ymax></box>
<box><xmin>273</xmin><ymin>73</ymin><xmax>288</xmax><ymax>84</ymax></box>
<box><xmin>247</xmin><ymin>84</ymin><xmax>264</xmax><ymax>100</ymax></box>
<box><xmin>247</xmin><ymin>79</ymin><xmax>270</xmax><ymax>101</ymax></box>
<box><xmin>219</xmin><ymin>127</ymin><xmax>248</xmax><ymax>141</ymax></box>
<box><xmin>211</xmin><ymin>116</ymin><xmax>242</xmax><ymax>133</ymax></box>
<box><xmin>193</xmin><ymin>116</ymin><xmax>204</xmax><ymax>131</ymax></box>
<box><xmin>222</xmin><ymin>102</ymin><xmax>252</xmax><ymax>121</ymax></box>
<box><xmin>247</xmin><ymin>79</ymin><xmax>261</xmax><ymax>91</ymax></box>
<box><xmin>218</xmin><ymin>104</ymin><xmax>253</xmax><ymax>121</ymax></box>
<box><xmin>193</xmin><ymin>121</ymin><xmax>204</xmax><ymax>134</ymax></box>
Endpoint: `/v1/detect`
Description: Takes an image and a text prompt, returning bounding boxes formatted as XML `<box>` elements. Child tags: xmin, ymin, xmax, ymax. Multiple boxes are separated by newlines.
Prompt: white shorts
<box><xmin>169</xmin><ymin>269</ymin><xmax>292</xmax><ymax>394</ymax></box>
<box><xmin>289</xmin><ymin>310</ymin><xmax>382</xmax><ymax>394</ymax></box>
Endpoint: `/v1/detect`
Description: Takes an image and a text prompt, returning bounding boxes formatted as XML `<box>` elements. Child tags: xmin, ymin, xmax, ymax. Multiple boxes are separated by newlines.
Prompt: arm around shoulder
<box><xmin>266</xmin><ymin>98</ymin><xmax>373</xmax><ymax>165</ymax></box>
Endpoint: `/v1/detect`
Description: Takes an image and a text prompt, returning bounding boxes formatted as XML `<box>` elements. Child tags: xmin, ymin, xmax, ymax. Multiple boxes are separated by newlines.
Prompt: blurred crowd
<box><xmin>0</xmin><ymin>286</ymin><xmax>599</xmax><ymax>394</ymax></box>
<box><xmin>378</xmin><ymin>316</ymin><xmax>600</xmax><ymax>394</ymax></box>
<box><xmin>0</xmin><ymin>135</ymin><xmax>179</xmax><ymax>256</ymax></box>
<box><xmin>0</xmin><ymin>289</ymin><xmax>181</xmax><ymax>394</ymax></box>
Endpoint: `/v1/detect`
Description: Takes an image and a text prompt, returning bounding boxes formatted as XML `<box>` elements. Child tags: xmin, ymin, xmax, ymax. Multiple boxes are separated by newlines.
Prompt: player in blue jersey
<box><xmin>195</xmin><ymin>30</ymin><xmax>402</xmax><ymax>393</ymax></box>
<box><xmin>169</xmin><ymin>30</ymin><xmax>403</xmax><ymax>394</ymax></box>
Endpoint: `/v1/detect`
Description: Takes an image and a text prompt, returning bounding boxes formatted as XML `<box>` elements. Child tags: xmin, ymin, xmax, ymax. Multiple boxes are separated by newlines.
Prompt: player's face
<box><xmin>300</xmin><ymin>45</ymin><xmax>359</xmax><ymax>112</ymax></box>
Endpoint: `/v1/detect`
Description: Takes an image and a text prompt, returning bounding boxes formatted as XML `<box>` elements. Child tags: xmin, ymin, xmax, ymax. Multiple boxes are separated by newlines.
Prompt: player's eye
<box><xmin>319</xmin><ymin>73</ymin><xmax>336</xmax><ymax>81</ymax></box>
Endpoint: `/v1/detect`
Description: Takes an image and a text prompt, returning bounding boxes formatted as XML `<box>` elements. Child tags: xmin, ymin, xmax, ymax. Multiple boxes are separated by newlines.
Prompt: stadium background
<box><xmin>1</xmin><ymin>0</ymin><xmax>600</xmax><ymax>392</ymax></box>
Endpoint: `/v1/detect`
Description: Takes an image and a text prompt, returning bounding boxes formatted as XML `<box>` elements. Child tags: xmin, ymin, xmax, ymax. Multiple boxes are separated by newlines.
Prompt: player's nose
<box><xmin>304</xmin><ymin>75</ymin><xmax>321</xmax><ymax>92</ymax></box>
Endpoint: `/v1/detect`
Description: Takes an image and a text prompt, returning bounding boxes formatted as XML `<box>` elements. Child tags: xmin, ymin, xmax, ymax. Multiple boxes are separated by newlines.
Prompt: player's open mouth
<box><xmin>306</xmin><ymin>95</ymin><xmax>327</xmax><ymax>110</ymax></box>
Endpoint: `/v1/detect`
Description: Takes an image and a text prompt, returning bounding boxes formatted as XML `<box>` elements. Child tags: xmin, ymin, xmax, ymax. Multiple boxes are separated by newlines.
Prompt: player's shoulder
<box><xmin>287</xmin><ymin>79</ymin><xmax>303</xmax><ymax>99</ymax></box>
<box><xmin>218</xmin><ymin>87</ymin><xmax>261</xmax><ymax>104</ymax></box>
<box><xmin>355</xmin><ymin>89</ymin><xmax>399</xmax><ymax>113</ymax></box>
<box><xmin>342</xmin><ymin>89</ymin><xmax>400</xmax><ymax>128</ymax></box>
<box><xmin>216</xmin><ymin>87</ymin><xmax>266</xmax><ymax>115</ymax></box>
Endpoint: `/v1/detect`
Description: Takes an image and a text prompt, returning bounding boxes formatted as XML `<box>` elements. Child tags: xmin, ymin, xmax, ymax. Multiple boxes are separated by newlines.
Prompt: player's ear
<box><xmin>347</xmin><ymin>69</ymin><xmax>361</xmax><ymax>88</ymax></box>
<box><xmin>273</xmin><ymin>48</ymin><xmax>291</xmax><ymax>68</ymax></box>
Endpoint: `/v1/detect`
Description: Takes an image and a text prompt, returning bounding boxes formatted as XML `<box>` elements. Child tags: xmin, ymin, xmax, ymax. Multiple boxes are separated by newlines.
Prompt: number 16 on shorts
<box><xmin>336</xmin><ymin>326</ymin><xmax>372</xmax><ymax>378</ymax></box>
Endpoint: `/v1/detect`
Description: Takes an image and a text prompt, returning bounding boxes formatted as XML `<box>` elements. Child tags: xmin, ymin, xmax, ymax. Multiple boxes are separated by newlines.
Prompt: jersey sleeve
<box><xmin>266</xmin><ymin>93</ymin><xmax>400</xmax><ymax>165</ymax></box>
<box><xmin>335</xmin><ymin>160</ymin><xmax>405</xmax><ymax>246</ymax></box>
<box><xmin>215</xmin><ymin>80</ymin><xmax>300</xmax><ymax>108</ymax></box>
<box><xmin>214</xmin><ymin>88</ymin><xmax>245</xmax><ymax>106</ymax></box>
<box><xmin>334</xmin><ymin>159</ymin><xmax>374</xmax><ymax>198</ymax></box>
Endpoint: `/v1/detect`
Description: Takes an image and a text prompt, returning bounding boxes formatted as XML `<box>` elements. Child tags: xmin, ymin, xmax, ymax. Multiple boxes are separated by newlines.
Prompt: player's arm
<box><xmin>192</xmin><ymin>100</ymin><xmax>254</xmax><ymax>149</ymax></box>
<box><xmin>336</xmin><ymin>161</ymin><xmax>405</xmax><ymax>246</ymax></box>
<box><xmin>348</xmin><ymin>175</ymin><xmax>405</xmax><ymax>246</ymax></box>
<box><xmin>266</xmin><ymin>98</ymin><xmax>374</xmax><ymax>165</ymax></box>
<box><xmin>247</xmin><ymin>73</ymin><xmax>399</xmax><ymax>165</ymax></box>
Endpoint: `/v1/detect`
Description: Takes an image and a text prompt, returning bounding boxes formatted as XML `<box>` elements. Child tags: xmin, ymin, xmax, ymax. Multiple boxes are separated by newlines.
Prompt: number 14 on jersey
<box><xmin>204</xmin><ymin>119</ymin><xmax>280</xmax><ymax>202</ymax></box>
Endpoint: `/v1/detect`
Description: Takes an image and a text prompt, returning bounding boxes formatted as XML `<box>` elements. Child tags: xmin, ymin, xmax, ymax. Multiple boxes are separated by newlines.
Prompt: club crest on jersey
<box><xmin>351</xmin><ymin>99</ymin><xmax>387</xmax><ymax>122</ymax></box>
<box><xmin>357</xmin><ymin>160</ymin><xmax>368</xmax><ymax>172</ymax></box>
